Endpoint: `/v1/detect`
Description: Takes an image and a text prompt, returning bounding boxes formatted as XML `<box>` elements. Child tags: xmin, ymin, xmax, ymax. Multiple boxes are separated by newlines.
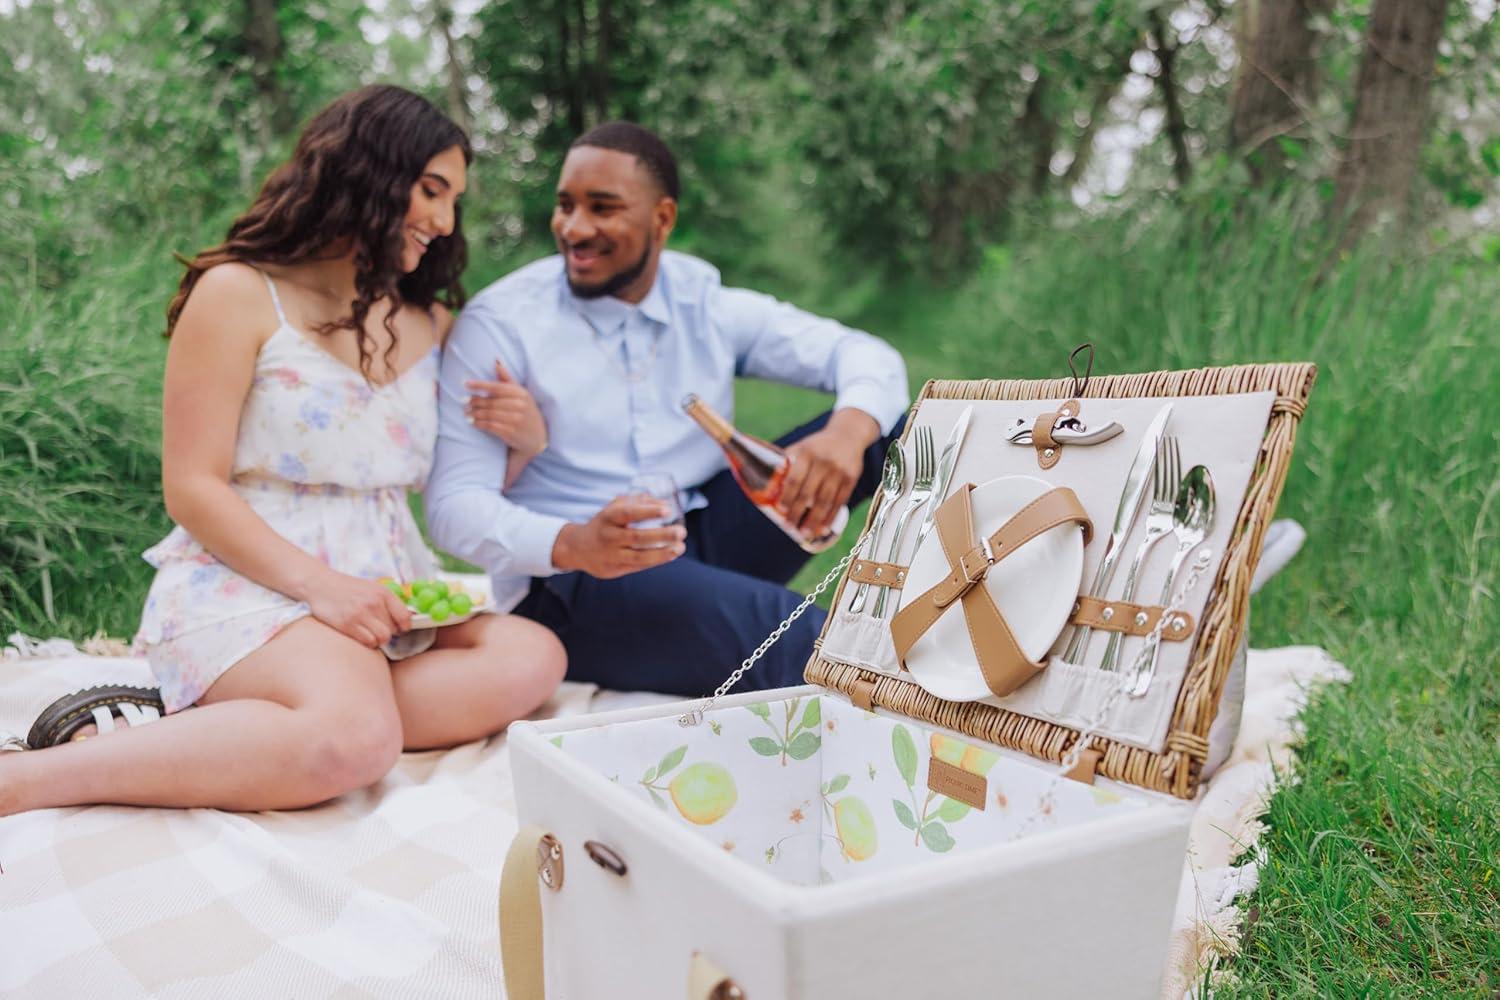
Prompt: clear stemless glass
<box><xmin>627</xmin><ymin>470</ymin><xmax>685</xmax><ymax>547</ymax></box>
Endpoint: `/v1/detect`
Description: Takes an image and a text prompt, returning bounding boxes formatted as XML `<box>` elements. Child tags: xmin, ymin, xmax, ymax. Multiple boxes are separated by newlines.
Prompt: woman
<box><xmin>1</xmin><ymin>86</ymin><xmax>564</xmax><ymax>816</ymax></box>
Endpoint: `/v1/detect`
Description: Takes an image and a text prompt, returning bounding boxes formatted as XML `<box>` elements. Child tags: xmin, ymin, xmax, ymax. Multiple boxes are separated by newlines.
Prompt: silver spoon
<box><xmin>1128</xmin><ymin>464</ymin><xmax>1216</xmax><ymax>697</ymax></box>
<box><xmin>847</xmin><ymin>441</ymin><xmax>905</xmax><ymax>614</ymax></box>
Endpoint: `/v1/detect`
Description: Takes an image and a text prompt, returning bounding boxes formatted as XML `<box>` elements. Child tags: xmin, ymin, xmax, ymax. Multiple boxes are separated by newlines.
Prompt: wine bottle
<box><xmin>681</xmin><ymin>394</ymin><xmax>849</xmax><ymax>553</ymax></box>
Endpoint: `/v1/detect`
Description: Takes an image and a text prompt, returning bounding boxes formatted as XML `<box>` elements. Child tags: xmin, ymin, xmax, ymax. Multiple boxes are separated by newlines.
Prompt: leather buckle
<box><xmin>959</xmin><ymin>537</ymin><xmax>995</xmax><ymax>585</ymax></box>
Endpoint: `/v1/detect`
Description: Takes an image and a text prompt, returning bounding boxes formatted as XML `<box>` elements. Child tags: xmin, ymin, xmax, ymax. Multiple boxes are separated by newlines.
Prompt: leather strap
<box><xmin>1032</xmin><ymin>399</ymin><xmax>1079</xmax><ymax>469</ymax></box>
<box><xmin>1071</xmin><ymin>596</ymin><xmax>1195</xmax><ymax>641</ymax></box>
<box><xmin>500</xmin><ymin>826</ymin><xmax>550</xmax><ymax>1000</ymax></box>
<box><xmin>891</xmin><ymin>485</ymin><xmax>1093</xmax><ymax>698</ymax></box>
<box><xmin>1062</xmin><ymin>747</ymin><xmax>1104</xmax><ymax>785</ymax></box>
<box><xmin>846</xmin><ymin>558</ymin><xmax>907</xmax><ymax>590</ymax></box>
<box><xmin>849</xmin><ymin>676</ymin><xmax>878</xmax><ymax>711</ymax></box>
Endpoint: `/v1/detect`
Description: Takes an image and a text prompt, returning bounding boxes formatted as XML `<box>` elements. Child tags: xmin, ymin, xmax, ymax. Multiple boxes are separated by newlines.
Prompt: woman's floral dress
<box><xmin>134</xmin><ymin>273</ymin><xmax>441</xmax><ymax>712</ymax></box>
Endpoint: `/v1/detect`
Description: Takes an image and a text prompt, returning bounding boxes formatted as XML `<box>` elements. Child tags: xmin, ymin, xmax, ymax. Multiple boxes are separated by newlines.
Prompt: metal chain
<box><xmin>1124</xmin><ymin>547</ymin><xmax>1215</xmax><ymax>695</ymax></box>
<box><xmin>678</xmin><ymin>529</ymin><xmax>873</xmax><ymax>727</ymax></box>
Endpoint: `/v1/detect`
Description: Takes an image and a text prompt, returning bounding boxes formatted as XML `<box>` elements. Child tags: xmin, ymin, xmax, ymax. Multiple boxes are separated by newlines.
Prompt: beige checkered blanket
<box><xmin>0</xmin><ymin>644</ymin><xmax>606</xmax><ymax>1000</ymax></box>
<box><xmin>0</xmin><ymin>638</ymin><xmax>1346</xmax><ymax>999</ymax></box>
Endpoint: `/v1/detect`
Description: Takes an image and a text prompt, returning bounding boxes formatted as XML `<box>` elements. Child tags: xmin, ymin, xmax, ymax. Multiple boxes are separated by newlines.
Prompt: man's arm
<box><xmin>716</xmin><ymin>285</ymin><xmax>909</xmax><ymax>533</ymax></box>
<box><xmin>426</xmin><ymin>302</ymin><xmax>571</xmax><ymax>581</ymax></box>
<box><xmin>426</xmin><ymin>302</ymin><xmax>686</xmax><ymax>583</ymax></box>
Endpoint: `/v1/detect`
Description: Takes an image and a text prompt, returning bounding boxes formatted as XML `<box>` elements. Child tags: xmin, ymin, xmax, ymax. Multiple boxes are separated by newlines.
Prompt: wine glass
<box><xmin>627</xmin><ymin>470</ymin><xmax>685</xmax><ymax>546</ymax></box>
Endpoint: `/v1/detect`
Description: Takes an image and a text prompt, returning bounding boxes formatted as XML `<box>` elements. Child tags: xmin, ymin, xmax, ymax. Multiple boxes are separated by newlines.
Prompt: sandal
<box><xmin>26</xmin><ymin>685</ymin><xmax>166</xmax><ymax>749</ymax></box>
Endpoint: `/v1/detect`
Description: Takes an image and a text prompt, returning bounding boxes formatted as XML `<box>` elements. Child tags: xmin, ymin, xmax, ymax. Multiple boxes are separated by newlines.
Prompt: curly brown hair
<box><xmin>166</xmin><ymin>85</ymin><xmax>472</xmax><ymax>379</ymax></box>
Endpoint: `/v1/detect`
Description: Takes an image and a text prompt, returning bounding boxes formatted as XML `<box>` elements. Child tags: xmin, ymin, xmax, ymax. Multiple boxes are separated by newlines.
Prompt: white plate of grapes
<box><xmin>382</xmin><ymin>576</ymin><xmax>489</xmax><ymax>628</ymax></box>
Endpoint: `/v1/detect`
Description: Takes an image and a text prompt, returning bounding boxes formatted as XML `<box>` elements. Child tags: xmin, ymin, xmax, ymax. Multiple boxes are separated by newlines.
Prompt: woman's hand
<box><xmin>465</xmin><ymin>360</ymin><xmax>548</xmax><ymax>459</ymax></box>
<box><xmin>303</xmin><ymin>570</ymin><xmax>414</xmax><ymax>650</ymax></box>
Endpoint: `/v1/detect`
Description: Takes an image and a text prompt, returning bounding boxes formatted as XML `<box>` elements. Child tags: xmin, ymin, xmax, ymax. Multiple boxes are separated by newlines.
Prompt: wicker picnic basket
<box><xmin>808</xmin><ymin>362</ymin><xmax>1318</xmax><ymax>800</ymax></box>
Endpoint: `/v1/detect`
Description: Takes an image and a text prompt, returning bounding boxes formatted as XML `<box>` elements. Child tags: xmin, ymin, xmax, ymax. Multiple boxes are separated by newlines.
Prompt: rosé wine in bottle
<box><xmin>681</xmin><ymin>394</ymin><xmax>848</xmax><ymax>553</ymax></box>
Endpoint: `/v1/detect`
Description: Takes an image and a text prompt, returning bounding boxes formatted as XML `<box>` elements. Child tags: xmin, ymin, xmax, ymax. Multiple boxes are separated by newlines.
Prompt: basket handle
<box><xmin>499</xmin><ymin>825</ymin><xmax>554</xmax><ymax>1000</ymax></box>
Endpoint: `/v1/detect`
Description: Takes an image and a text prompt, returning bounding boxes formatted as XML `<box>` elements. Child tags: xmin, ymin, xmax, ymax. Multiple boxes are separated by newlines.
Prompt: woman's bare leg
<box><xmin>388</xmin><ymin>613</ymin><xmax>565</xmax><ymax>750</ymax></box>
<box><xmin>0</xmin><ymin>618</ymin><xmax>402</xmax><ymax>816</ymax></box>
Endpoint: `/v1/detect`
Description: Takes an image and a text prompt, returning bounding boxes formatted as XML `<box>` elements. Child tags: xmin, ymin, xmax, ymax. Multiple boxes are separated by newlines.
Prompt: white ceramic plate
<box><xmin>901</xmin><ymin>475</ymin><xmax>1086</xmax><ymax>701</ymax></box>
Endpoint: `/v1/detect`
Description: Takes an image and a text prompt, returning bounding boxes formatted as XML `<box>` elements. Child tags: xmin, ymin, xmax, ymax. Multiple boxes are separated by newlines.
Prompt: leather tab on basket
<box><xmin>848</xmin><ymin>676</ymin><xmax>878</xmax><ymax>712</ymax></box>
<box><xmin>1031</xmin><ymin>399</ymin><xmax>1079</xmax><ymax>470</ymax></box>
<box><xmin>847</xmin><ymin>558</ymin><xmax>907</xmax><ymax>590</ymax></box>
<box><xmin>1071</xmin><ymin>596</ymin><xmax>1194</xmax><ymax>641</ymax></box>
<box><xmin>1062</xmin><ymin>747</ymin><xmax>1103</xmax><ymax>786</ymax></box>
<box><xmin>891</xmin><ymin>484</ymin><xmax>1093</xmax><ymax>699</ymax></box>
<box><xmin>927</xmin><ymin>755</ymin><xmax>987</xmax><ymax>810</ymax></box>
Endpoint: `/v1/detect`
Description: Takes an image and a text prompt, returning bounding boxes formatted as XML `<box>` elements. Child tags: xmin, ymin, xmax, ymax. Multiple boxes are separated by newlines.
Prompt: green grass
<box><xmin>2</xmin><ymin>198</ymin><xmax>1495</xmax><ymax>993</ymax></box>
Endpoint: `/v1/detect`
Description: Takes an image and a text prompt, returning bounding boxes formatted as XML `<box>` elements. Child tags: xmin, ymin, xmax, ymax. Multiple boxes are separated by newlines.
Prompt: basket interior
<box><xmin>553</xmin><ymin>692</ymin><xmax>1149</xmax><ymax>886</ymax></box>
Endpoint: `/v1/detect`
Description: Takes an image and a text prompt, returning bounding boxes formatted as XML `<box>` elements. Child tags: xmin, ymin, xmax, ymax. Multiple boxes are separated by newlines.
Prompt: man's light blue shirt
<box><xmin>425</xmin><ymin>250</ymin><xmax>909</xmax><ymax>611</ymax></box>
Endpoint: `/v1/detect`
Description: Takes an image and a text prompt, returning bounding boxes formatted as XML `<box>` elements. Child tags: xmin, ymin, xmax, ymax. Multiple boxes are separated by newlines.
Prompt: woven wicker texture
<box><xmin>806</xmin><ymin>363</ymin><xmax>1317</xmax><ymax>799</ymax></box>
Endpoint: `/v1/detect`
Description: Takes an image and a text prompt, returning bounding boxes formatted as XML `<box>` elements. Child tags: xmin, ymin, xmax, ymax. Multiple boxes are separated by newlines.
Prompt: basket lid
<box><xmin>805</xmin><ymin>362</ymin><xmax>1316</xmax><ymax>800</ymax></box>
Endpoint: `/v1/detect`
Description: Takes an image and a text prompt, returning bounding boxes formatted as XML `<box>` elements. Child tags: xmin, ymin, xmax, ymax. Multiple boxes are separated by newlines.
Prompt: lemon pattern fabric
<box><xmin>133</xmin><ymin>273</ymin><xmax>442</xmax><ymax>712</ymax></box>
<box><xmin>561</xmin><ymin>693</ymin><xmax>1143</xmax><ymax>886</ymax></box>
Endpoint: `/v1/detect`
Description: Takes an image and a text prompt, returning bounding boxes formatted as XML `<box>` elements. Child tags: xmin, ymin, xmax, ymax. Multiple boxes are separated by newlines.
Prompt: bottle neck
<box><xmin>682</xmin><ymin>395</ymin><xmax>734</xmax><ymax>445</ymax></box>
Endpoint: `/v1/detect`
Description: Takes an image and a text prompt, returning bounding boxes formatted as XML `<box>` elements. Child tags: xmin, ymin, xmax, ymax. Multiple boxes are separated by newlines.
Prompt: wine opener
<box><xmin>1007</xmin><ymin>400</ymin><xmax>1123</xmax><ymax>469</ymax></box>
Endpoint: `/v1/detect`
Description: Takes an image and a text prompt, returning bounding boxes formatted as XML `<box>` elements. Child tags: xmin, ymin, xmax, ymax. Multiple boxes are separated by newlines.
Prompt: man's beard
<box><xmin>566</xmin><ymin>238</ymin><xmax>653</xmax><ymax>299</ymax></box>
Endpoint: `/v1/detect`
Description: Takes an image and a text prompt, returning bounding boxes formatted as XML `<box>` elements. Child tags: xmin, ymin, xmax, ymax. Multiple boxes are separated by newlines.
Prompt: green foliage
<box><xmin>0</xmin><ymin>238</ymin><xmax>174</xmax><ymax>638</ymax></box>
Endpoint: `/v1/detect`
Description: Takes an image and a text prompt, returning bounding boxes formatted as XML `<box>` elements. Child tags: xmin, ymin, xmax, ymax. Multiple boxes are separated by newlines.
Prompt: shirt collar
<box><xmin>558</xmin><ymin>259</ymin><xmax>671</xmax><ymax>334</ymax></box>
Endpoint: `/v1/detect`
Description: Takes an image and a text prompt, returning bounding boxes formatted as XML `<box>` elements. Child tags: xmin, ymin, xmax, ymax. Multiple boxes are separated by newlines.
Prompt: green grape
<box><xmin>428</xmin><ymin>599</ymin><xmax>452</xmax><ymax>622</ymax></box>
<box><xmin>413</xmin><ymin>590</ymin><xmax>439</xmax><ymax>613</ymax></box>
<box><xmin>449</xmin><ymin>593</ymin><xmax>473</xmax><ymax>616</ymax></box>
<box><xmin>429</xmin><ymin>580</ymin><xmax>449</xmax><ymax>598</ymax></box>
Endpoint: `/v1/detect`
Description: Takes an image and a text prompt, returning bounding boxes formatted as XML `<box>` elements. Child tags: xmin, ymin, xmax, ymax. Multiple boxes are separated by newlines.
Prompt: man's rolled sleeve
<box><xmin>717</xmin><ymin>285</ymin><xmax>908</xmax><ymax>434</ymax></box>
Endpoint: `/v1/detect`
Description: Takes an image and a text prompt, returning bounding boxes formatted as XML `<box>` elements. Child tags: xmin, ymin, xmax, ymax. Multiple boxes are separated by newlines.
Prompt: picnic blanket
<box><xmin>0</xmin><ymin>637</ymin><xmax>1346</xmax><ymax>999</ymax></box>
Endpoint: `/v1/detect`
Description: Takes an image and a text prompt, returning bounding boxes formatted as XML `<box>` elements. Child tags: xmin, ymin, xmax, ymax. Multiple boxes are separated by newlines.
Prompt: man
<box><xmin>427</xmin><ymin>122</ymin><xmax>907</xmax><ymax>695</ymax></box>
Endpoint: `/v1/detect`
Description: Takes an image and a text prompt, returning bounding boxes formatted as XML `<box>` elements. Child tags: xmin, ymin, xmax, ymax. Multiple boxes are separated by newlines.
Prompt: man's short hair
<box><xmin>571</xmin><ymin>121</ymin><xmax>680</xmax><ymax>201</ymax></box>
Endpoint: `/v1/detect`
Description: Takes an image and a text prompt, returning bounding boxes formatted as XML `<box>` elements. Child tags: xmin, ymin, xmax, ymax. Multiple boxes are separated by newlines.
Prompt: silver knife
<box><xmin>1060</xmin><ymin>402</ymin><xmax>1173</xmax><ymax>664</ymax></box>
<box><xmin>914</xmin><ymin>404</ymin><xmax>973</xmax><ymax>546</ymax></box>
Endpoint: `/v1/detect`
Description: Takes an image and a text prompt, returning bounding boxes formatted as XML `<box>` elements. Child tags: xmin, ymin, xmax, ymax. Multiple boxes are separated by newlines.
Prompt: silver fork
<box><xmin>872</xmin><ymin>426</ymin><xmax>935</xmax><ymax>620</ymax></box>
<box><xmin>847</xmin><ymin>441</ymin><xmax>906</xmax><ymax>614</ymax></box>
<box><xmin>1099</xmin><ymin>435</ymin><xmax>1180</xmax><ymax>671</ymax></box>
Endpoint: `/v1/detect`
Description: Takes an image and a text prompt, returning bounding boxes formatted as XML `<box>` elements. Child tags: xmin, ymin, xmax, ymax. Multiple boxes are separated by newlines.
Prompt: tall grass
<box><xmin>1</xmin><ymin>239</ymin><xmax>174</xmax><ymax>640</ymax></box>
<box><xmin>2</xmin><ymin>196</ymin><xmax>1494</xmax><ymax>992</ymax></box>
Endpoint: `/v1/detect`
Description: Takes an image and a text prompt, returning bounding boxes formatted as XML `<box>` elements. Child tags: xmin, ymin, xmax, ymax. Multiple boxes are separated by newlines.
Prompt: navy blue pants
<box><xmin>513</xmin><ymin>410</ymin><xmax>904</xmax><ymax>696</ymax></box>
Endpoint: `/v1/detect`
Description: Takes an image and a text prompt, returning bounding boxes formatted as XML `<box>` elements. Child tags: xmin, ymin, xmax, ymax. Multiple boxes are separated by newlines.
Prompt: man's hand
<box><xmin>552</xmin><ymin>496</ymin><xmax>687</xmax><ymax>579</ymax></box>
<box><xmin>780</xmin><ymin>408</ymin><xmax>881</xmax><ymax>536</ymax></box>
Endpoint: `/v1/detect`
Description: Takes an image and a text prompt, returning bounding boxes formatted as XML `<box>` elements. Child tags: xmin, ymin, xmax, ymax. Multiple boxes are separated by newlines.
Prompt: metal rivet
<box><xmin>1134</xmin><ymin>611</ymin><xmax>1148</xmax><ymax>626</ymax></box>
<box><xmin>874</xmin><ymin>567</ymin><xmax>883</xmax><ymax>577</ymax></box>
<box><xmin>1172</xmin><ymin>616</ymin><xmax>1187</xmax><ymax>630</ymax></box>
<box><xmin>854</xmin><ymin>562</ymin><xmax>863</xmax><ymax>572</ymax></box>
<box><xmin>536</xmin><ymin>834</ymin><xmax>564</xmax><ymax>891</ymax></box>
<box><xmin>1072</xmin><ymin>602</ymin><xmax>1080</xmax><ymax>614</ymax></box>
<box><xmin>584</xmin><ymin>840</ymin><xmax>628</xmax><ymax>877</ymax></box>
<box><xmin>1044</xmin><ymin>448</ymin><xmax>1056</xmax><ymax>459</ymax></box>
<box><xmin>1101</xmin><ymin>606</ymin><xmax>1114</xmax><ymax>621</ymax></box>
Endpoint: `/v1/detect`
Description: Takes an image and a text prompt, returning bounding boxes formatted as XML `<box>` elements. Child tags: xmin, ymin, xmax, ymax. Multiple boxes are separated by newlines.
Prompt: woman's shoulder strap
<box><xmin>259</xmin><ymin>269</ymin><xmax>289</xmax><ymax>326</ymax></box>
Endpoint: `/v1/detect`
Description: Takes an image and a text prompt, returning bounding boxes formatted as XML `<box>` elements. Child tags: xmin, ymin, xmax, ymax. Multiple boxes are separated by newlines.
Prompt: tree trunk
<box><xmin>1149</xmin><ymin>10</ymin><xmax>1191</xmax><ymax>189</ymax></box>
<box><xmin>1017</xmin><ymin>75</ymin><xmax>1057</xmax><ymax>197</ymax></box>
<box><xmin>593</xmin><ymin>0</ymin><xmax>611</xmax><ymax>123</ymax></box>
<box><xmin>1333</xmin><ymin>0</ymin><xmax>1450</xmax><ymax>236</ymax></box>
<box><xmin>556</xmin><ymin>0</ymin><xmax>583</xmax><ymax>136</ymax></box>
<box><xmin>574</xmin><ymin>0</ymin><xmax>591</xmax><ymax>130</ymax></box>
<box><xmin>433</xmin><ymin>0</ymin><xmax>472</xmax><ymax>134</ymax></box>
<box><xmin>1228</xmin><ymin>0</ymin><xmax>1333</xmax><ymax>180</ymax></box>
<box><xmin>243</xmin><ymin>0</ymin><xmax>292</xmax><ymax>138</ymax></box>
